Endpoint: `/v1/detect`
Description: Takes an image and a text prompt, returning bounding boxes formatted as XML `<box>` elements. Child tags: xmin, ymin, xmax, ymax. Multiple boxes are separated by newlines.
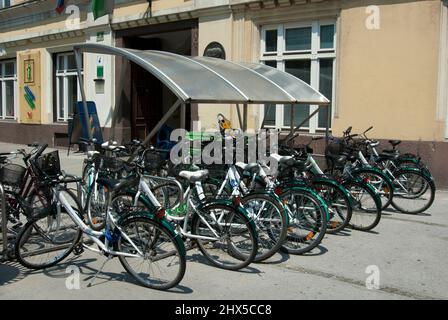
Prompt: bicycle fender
<box><xmin>396</xmin><ymin>166</ymin><xmax>434</xmax><ymax>182</ymax></box>
<box><xmin>352</xmin><ymin>167</ymin><xmax>394</xmax><ymax>187</ymax></box>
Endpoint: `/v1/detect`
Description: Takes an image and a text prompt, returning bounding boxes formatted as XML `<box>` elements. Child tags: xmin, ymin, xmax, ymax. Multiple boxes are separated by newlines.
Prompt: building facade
<box><xmin>0</xmin><ymin>0</ymin><xmax>447</xmax><ymax>185</ymax></box>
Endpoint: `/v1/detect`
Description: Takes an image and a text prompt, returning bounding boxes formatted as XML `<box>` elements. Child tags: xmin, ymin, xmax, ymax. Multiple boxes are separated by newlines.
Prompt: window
<box><xmin>0</xmin><ymin>60</ymin><xmax>17</xmax><ymax>120</ymax></box>
<box><xmin>55</xmin><ymin>52</ymin><xmax>82</xmax><ymax>122</ymax></box>
<box><xmin>0</xmin><ymin>0</ymin><xmax>12</xmax><ymax>9</ymax></box>
<box><xmin>261</xmin><ymin>21</ymin><xmax>336</xmax><ymax>133</ymax></box>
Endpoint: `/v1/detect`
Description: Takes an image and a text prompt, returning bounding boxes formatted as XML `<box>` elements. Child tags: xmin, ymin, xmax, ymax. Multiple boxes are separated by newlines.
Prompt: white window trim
<box><xmin>0</xmin><ymin>59</ymin><xmax>17</xmax><ymax>121</ymax></box>
<box><xmin>56</xmin><ymin>52</ymin><xmax>82</xmax><ymax>122</ymax></box>
<box><xmin>260</xmin><ymin>19</ymin><xmax>337</xmax><ymax>133</ymax></box>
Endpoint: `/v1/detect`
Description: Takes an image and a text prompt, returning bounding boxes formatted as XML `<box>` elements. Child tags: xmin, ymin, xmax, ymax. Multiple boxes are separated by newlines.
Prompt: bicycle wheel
<box><xmin>279</xmin><ymin>189</ymin><xmax>327</xmax><ymax>255</ymax></box>
<box><xmin>151</xmin><ymin>182</ymin><xmax>182</xmax><ymax>210</ymax></box>
<box><xmin>391</xmin><ymin>169</ymin><xmax>435</xmax><ymax>214</ymax></box>
<box><xmin>312</xmin><ymin>182</ymin><xmax>352</xmax><ymax>234</ymax></box>
<box><xmin>191</xmin><ymin>203</ymin><xmax>258</xmax><ymax>271</ymax></box>
<box><xmin>15</xmin><ymin>189</ymin><xmax>82</xmax><ymax>269</ymax></box>
<box><xmin>117</xmin><ymin>216</ymin><xmax>186</xmax><ymax>290</ymax></box>
<box><xmin>343</xmin><ymin>180</ymin><xmax>382</xmax><ymax>231</ymax></box>
<box><xmin>82</xmin><ymin>164</ymin><xmax>107</xmax><ymax>231</ymax></box>
<box><xmin>241</xmin><ymin>193</ymin><xmax>288</xmax><ymax>262</ymax></box>
<box><xmin>353</xmin><ymin>170</ymin><xmax>394</xmax><ymax>211</ymax></box>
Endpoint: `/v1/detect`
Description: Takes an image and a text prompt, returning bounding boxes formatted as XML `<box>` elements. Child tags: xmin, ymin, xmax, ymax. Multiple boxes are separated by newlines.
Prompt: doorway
<box><xmin>124</xmin><ymin>28</ymin><xmax>193</xmax><ymax>141</ymax></box>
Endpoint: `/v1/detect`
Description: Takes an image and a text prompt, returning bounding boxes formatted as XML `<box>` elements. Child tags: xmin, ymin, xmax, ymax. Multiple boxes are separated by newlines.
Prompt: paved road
<box><xmin>0</xmin><ymin>143</ymin><xmax>447</xmax><ymax>300</ymax></box>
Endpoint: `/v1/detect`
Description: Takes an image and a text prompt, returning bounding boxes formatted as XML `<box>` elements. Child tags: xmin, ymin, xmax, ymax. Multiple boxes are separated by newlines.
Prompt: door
<box><xmin>130</xmin><ymin>63</ymin><xmax>163</xmax><ymax>141</ymax></box>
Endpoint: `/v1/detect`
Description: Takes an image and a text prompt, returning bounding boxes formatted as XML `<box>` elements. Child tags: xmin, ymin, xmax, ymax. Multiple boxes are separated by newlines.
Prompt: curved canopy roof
<box><xmin>73</xmin><ymin>43</ymin><xmax>330</xmax><ymax>105</ymax></box>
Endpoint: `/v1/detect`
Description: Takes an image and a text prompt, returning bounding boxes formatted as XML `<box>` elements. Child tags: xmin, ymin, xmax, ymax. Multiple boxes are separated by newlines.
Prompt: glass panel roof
<box><xmin>73</xmin><ymin>43</ymin><xmax>330</xmax><ymax>105</ymax></box>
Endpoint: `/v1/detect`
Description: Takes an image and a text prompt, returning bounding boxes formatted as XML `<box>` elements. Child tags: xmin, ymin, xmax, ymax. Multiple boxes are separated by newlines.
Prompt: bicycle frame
<box><xmin>133</xmin><ymin>174</ymin><xmax>228</xmax><ymax>242</ymax></box>
<box><xmin>54</xmin><ymin>185</ymin><xmax>144</xmax><ymax>259</ymax></box>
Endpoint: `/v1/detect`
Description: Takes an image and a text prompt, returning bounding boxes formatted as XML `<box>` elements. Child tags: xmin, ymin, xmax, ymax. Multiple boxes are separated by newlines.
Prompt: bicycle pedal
<box><xmin>73</xmin><ymin>243</ymin><xmax>84</xmax><ymax>255</ymax></box>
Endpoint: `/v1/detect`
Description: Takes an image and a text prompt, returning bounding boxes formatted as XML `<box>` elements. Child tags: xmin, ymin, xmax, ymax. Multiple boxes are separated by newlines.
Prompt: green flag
<box><xmin>92</xmin><ymin>0</ymin><xmax>113</xmax><ymax>20</ymax></box>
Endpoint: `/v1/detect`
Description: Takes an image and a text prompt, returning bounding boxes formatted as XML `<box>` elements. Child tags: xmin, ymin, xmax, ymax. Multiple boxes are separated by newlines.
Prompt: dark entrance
<box><xmin>116</xmin><ymin>20</ymin><xmax>198</xmax><ymax>142</ymax></box>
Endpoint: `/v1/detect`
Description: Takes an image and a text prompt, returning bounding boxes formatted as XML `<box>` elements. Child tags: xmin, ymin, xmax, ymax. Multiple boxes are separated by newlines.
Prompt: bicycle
<box><xmin>111</xmin><ymin>145</ymin><xmax>259</xmax><ymax>271</ymax></box>
<box><xmin>15</xmin><ymin>144</ymin><xmax>186</xmax><ymax>290</ymax></box>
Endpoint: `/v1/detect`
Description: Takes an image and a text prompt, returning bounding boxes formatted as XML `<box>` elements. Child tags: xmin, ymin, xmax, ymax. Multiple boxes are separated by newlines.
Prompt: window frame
<box><xmin>260</xmin><ymin>19</ymin><xmax>337</xmax><ymax>133</ymax></box>
<box><xmin>0</xmin><ymin>59</ymin><xmax>17</xmax><ymax>121</ymax></box>
<box><xmin>55</xmin><ymin>52</ymin><xmax>82</xmax><ymax>122</ymax></box>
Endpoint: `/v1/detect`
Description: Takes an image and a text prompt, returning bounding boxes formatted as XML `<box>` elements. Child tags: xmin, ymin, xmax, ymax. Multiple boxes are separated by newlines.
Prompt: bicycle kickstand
<box><xmin>87</xmin><ymin>255</ymin><xmax>113</xmax><ymax>288</ymax></box>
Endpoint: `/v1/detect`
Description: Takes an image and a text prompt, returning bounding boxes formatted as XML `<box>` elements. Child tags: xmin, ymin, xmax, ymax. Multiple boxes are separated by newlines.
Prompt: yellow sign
<box><xmin>19</xmin><ymin>51</ymin><xmax>41</xmax><ymax>124</ymax></box>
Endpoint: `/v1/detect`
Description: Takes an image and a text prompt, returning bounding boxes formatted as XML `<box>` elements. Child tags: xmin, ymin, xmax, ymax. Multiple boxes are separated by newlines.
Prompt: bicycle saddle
<box><xmin>271</xmin><ymin>153</ymin><xmax>305</xmax><ymax>168</ymax></box>
<box><xmin>379</xmin><ymin>152</ymin><xmax>399</xmax><ymax>160</ymax></box>
<box><xmin>270</xmin><ymin>153</ymin><xmax>293</xmax><ymax>163</ymax></box>
<box><xmin>235</xmin><ymin>162</ymin><xmax>259</xmax><ymax>174</ymax></box>
<box><xmin>178</xmin><ymin>169</ymin><xmax>209</xmax><ymax>183</ymax></box>
<box><xmin>388</xmin><ymin>140</ymin><xmax>401</xmax><ymax>147</ymax></box>
<box><xmin>96</xmin><ymin>176</ymin><xmax>138</xmax><ymax>193</ymax></box>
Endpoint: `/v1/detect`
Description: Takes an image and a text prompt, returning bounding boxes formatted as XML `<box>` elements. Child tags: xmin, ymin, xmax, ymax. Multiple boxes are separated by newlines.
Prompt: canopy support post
<box><xmin>74</xmin><ymin>48</ymin><xmax>92</xmax><ymax>140</ymax></box>
<box><xmin>290</xmin><ymin>103</ymin><xmax>294</xmax><ymax>134</ymax></box>
<box><xmin>243</xmin><ymin>103</ymin><xmax>248</xmax><ymax>131</ymax></box>
<box><xmin>180</xmin><ymin>103</ymin><xmax>186</xmax><ymax>129</ymax></box>
<box><xmin>285</xmin><ymin>107</ymin><xmax>320</xmax><ymax>142</ymax></box>
<box><xmin>143</xmin><ymin>99</ymin><xmax>182</xmax><ymax>146</ymax></box>
<box><xmin>236</xmin><ymin>104</ymin><xmax>244</xmax><ymax>130</ymax></box>
<box><xmin>110</xmin><ymin>57</ymin><xmax>128</xmax><ymax>142</ymax></box>
<box><xmin>326</xmin><ymin>105</ymin><xmax>331</xmax><ymax>147</ymax></box>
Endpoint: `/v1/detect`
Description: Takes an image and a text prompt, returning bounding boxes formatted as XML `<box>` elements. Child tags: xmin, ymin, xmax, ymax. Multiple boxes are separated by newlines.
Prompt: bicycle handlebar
<box><xmin>32</xmin><ymin>144</ymin><xmax>48</xmax><ymax>160</ymax></box>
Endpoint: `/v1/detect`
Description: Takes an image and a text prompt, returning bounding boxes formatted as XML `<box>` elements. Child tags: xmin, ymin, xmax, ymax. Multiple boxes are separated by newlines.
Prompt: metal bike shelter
<box><xmin>1</xmin><ymin>44</ymin><xmax>331</xmax><ymax>261</ymax></box>
<box><xmin>72</xmin><ymin>43</ymin><xmax>330</xmax><ymax>146</ymax></box>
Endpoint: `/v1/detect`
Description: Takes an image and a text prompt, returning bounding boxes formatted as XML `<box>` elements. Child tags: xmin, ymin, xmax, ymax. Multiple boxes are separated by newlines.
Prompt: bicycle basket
<box><xmin>37</xmin><ymin>150</ymin><xmax>62</xmax><ymax>177</ymax></box>
<box><xmin>94</xmin><ymin>155</ymin><xmax>124</xmax><ymax>172</ymax></box>
<box><xmin>325</xmin><ymin>137</ymin><xmax>346</xmax><ymax>156</ymax></box>
<box><xmin>0</xmin><ymin>164</ymin><xmax>26</xmax><ymax>186</ymax></box>
<box><xmin>144</xmin><ymin>149</ymin><xmax>167</xmax><ymax>171</ymax></box>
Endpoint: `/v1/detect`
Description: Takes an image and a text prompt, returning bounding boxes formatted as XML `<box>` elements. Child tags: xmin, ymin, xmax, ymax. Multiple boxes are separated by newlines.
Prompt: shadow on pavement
<box><xmin>294</xmin><ymin>244</ymin><xmax>328</xmax><ymax>257</ymax></box>
<box><xmin>186</xmin><ymin>252</ymin><xmax>262</xmax><ymax>274</ymax></box>
<box><xmin>258</xmin><ymin>250</ymin><xmax>290</xmax><ymax>265</ymax></box>
<box><xmin>0</xmin><ymin>262</ymin><xmax>23</xmax><ymax>286</ymax></box>
<box><xmin>41</xmin><ymin>256</ymin><xmax>194</xmax><ymax>294</ymax></box>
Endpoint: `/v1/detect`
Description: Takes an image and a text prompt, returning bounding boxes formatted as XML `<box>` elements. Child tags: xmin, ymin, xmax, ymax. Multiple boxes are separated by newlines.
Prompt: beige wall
<box><xmin>113</xmin><ymin>0</ymin><xmax>193</xmax><ymax>19</ymax></box>
<box><xmin>197</xmin><ymin>13</ymin><xmax>234</xmax><ymax>132</ymax></box>
<box><xmin>334</xmin><ymin>0</ymin><xmax>443</xmax><ymax>141</ymax></box>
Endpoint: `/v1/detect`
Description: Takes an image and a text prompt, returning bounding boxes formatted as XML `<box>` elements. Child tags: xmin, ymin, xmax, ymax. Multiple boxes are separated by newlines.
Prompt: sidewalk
<box><xmin>0</xmin><ymin>142</ymin><xmax>85</xmax><ymax>177</ymax></box>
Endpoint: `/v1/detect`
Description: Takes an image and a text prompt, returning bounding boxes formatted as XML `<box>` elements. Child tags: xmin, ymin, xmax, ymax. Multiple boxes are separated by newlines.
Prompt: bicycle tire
<box><xmin>312</xmin><ymin>181</ymin><xmax>352</xmax><ymax>234</ymax></box>
<box><xmin>117</xmin><ymin>216</ymin><xmax>186</xmax><ymax>290</ymax></box>
<box><xmin>279</xmin><ymin>188</ymin><xmax>328</xmax><ymax>255</ymax></box>
<box><xmin>343</xmin><ymin>180</ymin><xmax>382</xmax><ymax>231</ymax></box>
<box><xmin>390</xmin><ymin>169</ymin><xmax>435</xmax><ymax>214</ymax></box>
<box><xmin>353</xmin><ymin>169</ymin><xmax>394</xmax><ymax>211</ymax></box>
<box><xmin>191</xmin><ymin>203</ymin><xmax>258</xmax><ymax>271</ymax></box>
<box><xmin>241</xmin><ymin>192</ymin><xmax>288</xmax><ymax>262</ymax></box>
<box><xmin>15</xmin><ymin>188</ymin><xmax>82</xmax><ymax>269</ymax></box>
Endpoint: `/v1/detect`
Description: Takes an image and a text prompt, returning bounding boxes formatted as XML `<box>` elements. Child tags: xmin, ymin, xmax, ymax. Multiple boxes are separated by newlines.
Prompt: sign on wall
<box><xmin>19</xmin><ymin>51</ymin><xmax>41</xmax><ymax>124</ymax></box>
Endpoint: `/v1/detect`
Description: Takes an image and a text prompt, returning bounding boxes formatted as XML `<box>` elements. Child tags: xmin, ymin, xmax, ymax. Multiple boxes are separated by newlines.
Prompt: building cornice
<box><xmin>0</xmin><ymin>0</ymin><xmax>334</xmax><ymax>49</ymax></box>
